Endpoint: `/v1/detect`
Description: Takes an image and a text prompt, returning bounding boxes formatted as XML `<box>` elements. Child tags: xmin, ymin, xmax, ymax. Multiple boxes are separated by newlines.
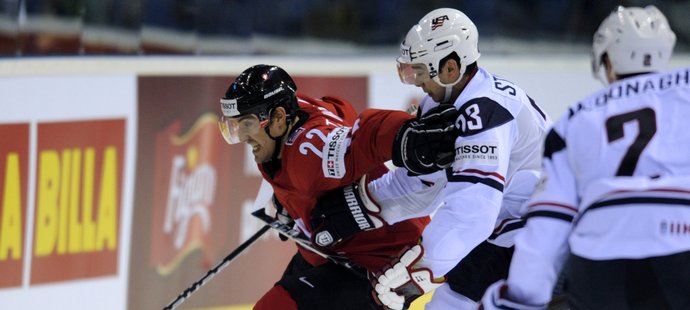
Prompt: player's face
<box><xmin>244</xmin><ymin>123</ymin><xmax>275</xmax><ymax>163</ymax></box>
<box><xmin>224</xmin><ymin>115</ymin><xmax>273</xmax><ymax>163</ymax></box>
<box><xmin>419</xmin><ymin>79</ymin><xmax>446</xmax><ymax>102</ymax></box>
<box><xmin>420</xmin><ymin>60</ymin><xmax>462</xmax><ymax>103</ymax></box>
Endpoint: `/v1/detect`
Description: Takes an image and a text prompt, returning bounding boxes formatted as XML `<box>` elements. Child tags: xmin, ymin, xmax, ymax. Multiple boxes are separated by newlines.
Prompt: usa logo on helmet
<box><xmin>431</xmin><ymin>15</ymin><xmax>449</xmax><ymax>30</ymax></box>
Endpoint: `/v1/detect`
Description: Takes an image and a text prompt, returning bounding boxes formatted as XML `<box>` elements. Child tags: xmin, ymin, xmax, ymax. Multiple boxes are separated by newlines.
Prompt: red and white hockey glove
<box><xmin>310</xmin><ymin>176</ymin><xmax>384</xmax><ymax>248</ymax></box>
<box><xmin>372</xmin><ymin>245</ymin><xmax>445</xmax><ymax>310</ymax></box>
<box><xmin>478</xmin><ymin>280</ymin><xmax>546</xmax><ymax>310</ymax></box>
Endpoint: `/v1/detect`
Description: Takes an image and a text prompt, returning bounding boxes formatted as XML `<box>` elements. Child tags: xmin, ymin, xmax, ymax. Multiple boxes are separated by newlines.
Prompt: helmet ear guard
<box><xmin>591</xmin><ymin>5</ymin><xmax>676</xmax><ymax>84</ymax></box>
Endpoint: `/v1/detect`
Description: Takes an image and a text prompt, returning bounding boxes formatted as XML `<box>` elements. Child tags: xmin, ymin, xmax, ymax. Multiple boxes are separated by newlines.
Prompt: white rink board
<box><xmin>0</xmin><ymin>75</ymin><xmax>136</xmax><ymax>310</ymax></box>
<box><xmin>3</xmin><ymin>54</ymin><xmax>687</xmax><ymax>121</ymax></box>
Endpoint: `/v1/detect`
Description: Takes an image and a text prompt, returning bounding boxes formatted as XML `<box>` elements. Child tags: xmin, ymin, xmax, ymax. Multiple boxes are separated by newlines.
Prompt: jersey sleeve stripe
<box><xmin>488</xmin><ymin>219</ymin><xmax>525</xmax><ymax>240</ymax></box>
<box><xmin>446</xmin><ymin>174</ymin><xmax>504</xmax><ymax>192</ymax></box>
<box><xmin>587</xmin><ymin>197</ymin><xmax>690</xmax><ymax>212</ymax></box>
<box><xmin>526</xmin><ymin>202</ymin><xmax>578</xmax><ymax>222</ymax></box>
<box><xmin>454</xmin><ymin>168</ymin><xmax>506</xmax><ymax>182</ymax></box>
<box><xmin>526</xmin><ymin>210</ymin><xmax>575</xmax><ymax>222</ymax></box>
<box><xmin>527</xmin><ymin>202</ymin><xmax>578</xmax><ymax>213</ymax></box>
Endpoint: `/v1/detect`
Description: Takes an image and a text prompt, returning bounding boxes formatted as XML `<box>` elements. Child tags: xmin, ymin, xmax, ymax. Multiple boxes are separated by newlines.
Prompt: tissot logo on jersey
<box><xmin>322</xmin><ymin>127</ymin><xmax>350</xmax><ymax>178</ymax></box>
<box><xmin>455</xmin><ymin>141</ymin><xmax>499</xmax><ymax>166</ymax></box>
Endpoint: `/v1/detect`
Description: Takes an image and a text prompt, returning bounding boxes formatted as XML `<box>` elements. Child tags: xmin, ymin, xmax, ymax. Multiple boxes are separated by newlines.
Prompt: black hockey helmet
<box><xmin>220</xmin><ymin>64</ymin><xmax>298</xmax><ymax>122</ymax></box>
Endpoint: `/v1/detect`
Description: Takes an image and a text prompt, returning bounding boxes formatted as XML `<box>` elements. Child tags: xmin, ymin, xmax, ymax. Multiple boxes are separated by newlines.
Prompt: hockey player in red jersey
<box><xmin>479</xmin><ymin>5</ymin><xmax>690</xmax><ymax>310</ymax></box>
<box><xmin>218</xmin><ymin>64</ymin><xmax>428</xmax><ymax>309</ymax></box>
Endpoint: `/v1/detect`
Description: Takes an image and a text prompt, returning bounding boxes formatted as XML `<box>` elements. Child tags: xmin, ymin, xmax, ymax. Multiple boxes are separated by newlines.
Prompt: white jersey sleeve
<box><xmin>506</xmin><ymin>121</ymin><xmax>577</xmax><ymax>305</ymax></box>
<box><xmin>367</xmin><ymin>168</ymin><xmax>447</xmax><ymax>224</ymax></box>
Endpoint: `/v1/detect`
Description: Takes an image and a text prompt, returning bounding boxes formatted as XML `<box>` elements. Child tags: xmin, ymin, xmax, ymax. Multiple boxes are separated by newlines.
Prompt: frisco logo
<box><xmin>151</xmin><ymin>114</ymin><xmax>224</xmax><ymax>275</ymax></box>
<box><xmin>163</xmin><ymin>154</ymin><xmax>216</xmax><ymax>249</ymax></box>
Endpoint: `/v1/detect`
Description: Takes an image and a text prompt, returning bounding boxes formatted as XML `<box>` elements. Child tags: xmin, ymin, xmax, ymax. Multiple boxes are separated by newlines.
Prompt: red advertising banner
<box><xmin>150</xmin><ymin>113</ymin><xmax>230</xmax><ymax>274</ymax></box>
<box><xmin>0</xmin><ymin>123</ymin><xmax>29</xmax><ymax>288</ymax></box>
<box><xmin>31</xmin><ymin>119</ymin><xmax>125</xmax><ymax>284</ymax></box>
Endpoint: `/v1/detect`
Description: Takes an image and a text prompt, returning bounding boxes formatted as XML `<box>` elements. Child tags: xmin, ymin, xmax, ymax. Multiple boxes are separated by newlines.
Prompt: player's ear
<box><xmin>446</xmin><ymin>59</ymin><xmax>460</xmax><ymax>78</ymax></box>
<box><xmin>602</xmin><ymin>54</ymin><xmax>617</xmax><ymax>83</ymax></box>
<box><xmin>266</xmin><ymin>107</ymin><xmax>287</xmax><ymax>137</ymax></box>
<box><xmin>270</xmin><ymin>107</ymin><xmax>285</xmax><ymax>123</ymax></box>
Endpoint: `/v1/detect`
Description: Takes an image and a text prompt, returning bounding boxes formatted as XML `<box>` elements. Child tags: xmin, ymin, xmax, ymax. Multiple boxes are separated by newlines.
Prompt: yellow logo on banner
<box><xmin>34</xmin><ymin>147</ymin><xmax>118</xmax><ymax>256</ymax></box>
<box><xmin>1</xmin><ymin>153</ymin><xmax>22</xmax><ymax>261</ymax></box>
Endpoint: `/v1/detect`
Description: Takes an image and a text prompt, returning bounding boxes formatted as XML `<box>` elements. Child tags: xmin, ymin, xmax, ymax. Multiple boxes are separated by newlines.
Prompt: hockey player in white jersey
<box><xmin>309</xmin><ymin>8</ymin><xmax>550</xmax><ymax>310</ymax></box>
<box><xmin>374</xmin><ymin>8</ymin><xmax>551</xmax><ymax>310</ymax></box>
<box><xmin>479</xmin><ymin>5</ymin><xmax>690</xmax><ymax>310</ymax></box>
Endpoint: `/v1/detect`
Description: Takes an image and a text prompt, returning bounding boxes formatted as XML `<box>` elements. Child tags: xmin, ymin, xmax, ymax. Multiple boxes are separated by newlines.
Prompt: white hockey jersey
<box><xmin>371</xmin><ymin>67</ymin><xmax>551</xmax><ymax>276</ymax></box>
<box><xmin>506</xmin><ymin>67</ymin><xmax>690</xmax><ymax>305</ymax></box>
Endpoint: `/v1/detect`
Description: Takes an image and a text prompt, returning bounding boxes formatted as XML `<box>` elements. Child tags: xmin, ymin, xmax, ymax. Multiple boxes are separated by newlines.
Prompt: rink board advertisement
<box><xmin>0</xmin><ymin>75</ymin><xmax>135</xmax><ymax>310</ymax></box>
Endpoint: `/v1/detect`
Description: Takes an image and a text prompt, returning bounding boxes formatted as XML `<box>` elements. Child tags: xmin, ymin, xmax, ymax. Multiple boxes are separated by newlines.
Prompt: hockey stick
<box><xmin>162</xmin><ymin>225</ymin><xmax>271</xmax><ymax>310</ymax></box>
<box><xmin>251</xmin><ymin>208</ymin><xmax>369</xmax><ymax>280</ymax></box>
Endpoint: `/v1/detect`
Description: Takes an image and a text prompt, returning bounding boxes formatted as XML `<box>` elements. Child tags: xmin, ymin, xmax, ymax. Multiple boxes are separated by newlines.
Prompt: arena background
<box><xmin>0</xmin><ymin>1</ymin><xmax>689</xmax><ymax>309</ymax></box>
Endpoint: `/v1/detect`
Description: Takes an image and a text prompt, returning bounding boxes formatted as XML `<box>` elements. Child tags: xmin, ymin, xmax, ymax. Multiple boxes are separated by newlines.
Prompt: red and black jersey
<box><xmin>259</xmin><ymin>94</ymin><xmax>429</xmax><ymax>271</ymax></box>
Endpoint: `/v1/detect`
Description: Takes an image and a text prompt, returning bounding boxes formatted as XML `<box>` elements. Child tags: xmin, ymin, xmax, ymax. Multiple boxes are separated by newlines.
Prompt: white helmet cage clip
<box><xmin>591</xmin><ymin>5</ymin><xmax>676</xmax><ymax>84</ymax></box>
<box><xmin>397</xmin><ymin>8</ymin><xmax>480</xmax><ymax>88</ymax></box>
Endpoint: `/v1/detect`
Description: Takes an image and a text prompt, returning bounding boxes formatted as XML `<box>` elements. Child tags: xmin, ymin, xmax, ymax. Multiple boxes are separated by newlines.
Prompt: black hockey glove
<box><xmin>392</xmin><ymin>104</ymin><xmax>460</xmax><ymax>176</ymax></box>
<box><xmin>310</xmin><ymin>177</ymin><xmax>384</xmax><ymax>248</ymax></box>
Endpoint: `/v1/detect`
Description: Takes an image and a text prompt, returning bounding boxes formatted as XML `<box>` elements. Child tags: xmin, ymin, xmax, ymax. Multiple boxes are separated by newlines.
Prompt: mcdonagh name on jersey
<box><xmin>569</xmin><ymin>68</ymin><xmax>689</xmax><ymax>117</ymax></box>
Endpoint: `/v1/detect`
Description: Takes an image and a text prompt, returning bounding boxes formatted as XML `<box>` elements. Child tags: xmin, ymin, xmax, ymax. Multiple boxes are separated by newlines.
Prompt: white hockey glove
<box><xmin>373</xmin><ymin>245</ymin><xmax>445</xmax><ymax>310</ymax></box>
<box><xmin>478</xmin><ymin>280</ymin><xmax>546</xmax><ymax>310</ymax></box>
<box><xmin>310</xmin><ymin>176</ymin><xmax>384</xmax><ymax>248</ymax></box>
<box><xmin>392</xmin><ymin>104</ymin><xmax>459</xmax><ymax>176</ymax></box>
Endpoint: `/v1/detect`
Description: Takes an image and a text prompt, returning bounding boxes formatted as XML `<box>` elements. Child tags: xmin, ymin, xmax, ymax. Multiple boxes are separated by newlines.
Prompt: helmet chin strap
<box><xmin>264</xmin><ymin>113</ymin><xmax>292</xmax><ymax>160</ymax></box>
<box><xmin>265</xmin><ymin>117</ymin><xmax>291</xmax><ymax>162</ymax></box>
<box><xmin>438</xmin><ymin>72</ymin><xmax>464</xmax><ymax>104</ymax></box>
<box><xmin>442</xmin><ymin>85</ymin><xmax>454</xmax><ymax>103</ymax></box>
<box><xmin>439</xmin><ymin>65</ymin><xmax>477</xmax><ymax>103</ymax></box>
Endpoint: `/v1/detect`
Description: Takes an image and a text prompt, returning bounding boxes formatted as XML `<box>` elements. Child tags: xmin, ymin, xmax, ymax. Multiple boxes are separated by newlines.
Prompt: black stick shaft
<box><xmin>163</xmin><ymin>225</ymin><xmax>271</xmax><ymax>310</ymax></box>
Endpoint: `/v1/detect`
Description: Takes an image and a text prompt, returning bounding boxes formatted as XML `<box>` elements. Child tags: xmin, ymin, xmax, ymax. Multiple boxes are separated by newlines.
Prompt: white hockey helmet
<box><xmin>591</xmin><ymin>5</ymin><xmax>676</xmax><ymax>83</ymax></box>
<box><xmin>397</xmin><ymin>8</ymin><xmax>480</xmax><ymax>87</ymax></box>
